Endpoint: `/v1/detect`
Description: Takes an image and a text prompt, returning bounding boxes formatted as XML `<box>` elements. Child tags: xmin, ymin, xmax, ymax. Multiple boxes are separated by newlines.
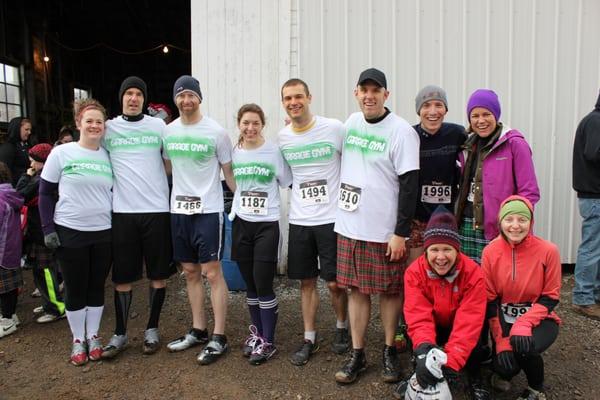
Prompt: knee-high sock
<box><xmin>259</xmin><ymin>294</ymin><xmax>278</xmax><ymax>343</ymax></box>
<box><xmin>147</xmin><ymin>287</ymin><xmax>166</xmax><ymax>329</ymax></box>
<box><xmin>114</xmin><ymin>290</ymin><xmax>132</xmax><ymax>336</ymax></box>
<box><xmin>66</xmin><ymin>307</ymin><xmax>86</xmax><ymax>342</ymax></box>
<box><xmin>86</xmin><ymin>306</ymin><xmax>104</xmax><ymax>339</ymax></box>
<box><xmin>246</xmin><ymin>292</ymin><xmax>262</xmax><ymax>334</ymax></box>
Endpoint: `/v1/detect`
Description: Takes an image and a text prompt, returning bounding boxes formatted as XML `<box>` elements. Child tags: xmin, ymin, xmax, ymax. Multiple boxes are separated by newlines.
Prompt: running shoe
<box><xmin>197</xmin><ymin>335</ymin><xmax>228</xmax><ymax>365</ymax></box>
<box><xmin>167</xmin><ymin>328</ymin><xmax>208</xmax><ymax>352</ymax></box>
<box><xmin>70</xmin><ymin>340</ymin><xmax>88</xmax><ymax>366</ymax></box>
<box><xmin>0</xmin><ymin>317</ymin><xmax>17</xmax><ymax>338</ymax></box>
<box><xmin>331</xmin><ymin>327</ymin><xmax>350</xmax><ymax>354</ymax></box>
<box><xmin>36</xmin><ymin>312</ymin><xmax>66</xmax><ymax>324</ymax></box>
<box><xmin>290</xmin><ymin>338</ymin><xmax>319</xmax><ymax>366</ymax></box>
<box><xmin>249</xmin><ymin>341</ymin><xmax>277</xmax><ymax>365</ymax></box>
<box><xmin>87</xmin><ymin>335</ymin><xmax>103</xmax><ymax>361</ymax></box>
<box><xmin>143</xmin><ymin>328</ymin><xmax>161</xmax><ymax>355</ymax></box>
<box><xmin>242</xmin><ymin>325</ymin><xmax>262</xmax><ymax>357</ymax></box>
<box><xmin>101</xmin><ymin>334</ymin><xmax>128</xmax><ymax>359</ymax></box>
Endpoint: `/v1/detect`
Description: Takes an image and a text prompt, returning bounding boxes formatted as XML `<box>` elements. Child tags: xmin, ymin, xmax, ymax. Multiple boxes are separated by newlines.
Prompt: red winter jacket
<box><xmin>404</xmin><ymin>253</ymin><xmax>486</xmax><ymax>371</ymax></box>
<box><xmin>481</xmin><ymin>195</ymin><xmax>561</xmax><ymax>354</ymax></box>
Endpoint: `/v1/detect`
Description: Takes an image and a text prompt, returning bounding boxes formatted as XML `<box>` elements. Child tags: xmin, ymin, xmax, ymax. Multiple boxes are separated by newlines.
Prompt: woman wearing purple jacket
<box><xmin>455</xmin><ymin>89</ymin><xmax>540</xmax><ymax>264</ymax></box>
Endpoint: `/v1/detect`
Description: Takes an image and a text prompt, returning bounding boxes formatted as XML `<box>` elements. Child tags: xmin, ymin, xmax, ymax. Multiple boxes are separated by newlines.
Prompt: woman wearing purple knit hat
<box><xmin>454</xmin><ymin>89</ymin><xmax>540</xmax><ymax>264</ymax></box>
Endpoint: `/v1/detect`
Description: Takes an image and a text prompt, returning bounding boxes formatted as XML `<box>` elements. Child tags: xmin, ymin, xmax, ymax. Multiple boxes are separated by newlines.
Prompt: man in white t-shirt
<box><xmin>101</xmin><ymin>76</ymin><xmax>175</xmax><ymax>359</ymax></box>
<box><xmin>278</xmin><ymin>79</ymin><xmax>349</xmax><ymax>366</ymax></box>
<box><xmin>163</xmin><ymin>75</ymin><xmax>236</xmax><ymax>366</ymax></box>
<box><xmin>334</xmin><ymin>69</ymin><xmax>419</xmax><ymax>384</ymax></box>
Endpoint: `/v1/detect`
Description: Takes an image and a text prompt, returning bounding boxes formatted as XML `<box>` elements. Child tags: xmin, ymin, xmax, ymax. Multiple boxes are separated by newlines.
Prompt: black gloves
<box><xmin>441</xmin><ymin>366</ymin><xmax>460</xmax><ymax>385</ymax></box>
<box><xmin>497</xmin><ymin>351</ymin><xmax>517</xmax><ymax>371</ymax></box>
<box><xmin>510</xmin><ymin>335</ymin><xmax>535</xmax><ymax>354</ymax></box>
<box><xmin>415</xmin><ymin>343</ymin><xmax>441</xmax><ymax>388</ymax></box>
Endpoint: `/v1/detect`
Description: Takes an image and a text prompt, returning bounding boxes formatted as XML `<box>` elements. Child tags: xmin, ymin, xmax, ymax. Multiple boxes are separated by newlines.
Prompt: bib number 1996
<box><xmin>174</xmin><ymin>195</ymin><xmax>203</xmax><ymax>215</ymax></box>
<box><xmin>338</xmin><ymin>183</ymin><xmax>361</xmax><ymax>212</ymax></box>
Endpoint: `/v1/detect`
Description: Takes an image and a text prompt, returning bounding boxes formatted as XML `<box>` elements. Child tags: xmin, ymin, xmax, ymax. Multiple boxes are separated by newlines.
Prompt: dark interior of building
<box><xmin>0</xmin><ymin>0</ymin><xmax>191</xmax><ymax>142</ymax></box>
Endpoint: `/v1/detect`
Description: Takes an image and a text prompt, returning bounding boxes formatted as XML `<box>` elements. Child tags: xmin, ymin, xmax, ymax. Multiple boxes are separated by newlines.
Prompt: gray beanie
<box><xmin>173</xmin><ymin>75</ymin><xmax>202</xmax><ymax>102</ymax></box>
<box><xmin>415</xmin><ymin>85</ymin><xmax>448</xmax><ymax>114</ymax></box>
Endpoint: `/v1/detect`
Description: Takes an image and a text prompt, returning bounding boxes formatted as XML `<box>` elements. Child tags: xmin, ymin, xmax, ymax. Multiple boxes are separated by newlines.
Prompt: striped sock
<box><xmin>259</xmin><ymin>295</ymin><xmax>278</xmax><ymax>343</ymax></box>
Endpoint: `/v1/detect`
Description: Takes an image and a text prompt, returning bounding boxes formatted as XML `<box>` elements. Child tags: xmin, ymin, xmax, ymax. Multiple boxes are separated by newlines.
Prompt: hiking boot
<box><xmin>290</xmin><ymin>338</ymin><xmax>319</xmax><ymax>366</ymax></box>
<box><xmin>331</xmin><ymin>328</ymin><xmax>350</xmax><ymax>355</ymax></box>
<box><xmin>102</xmin><ymin>334</ymin><xmax>128</xmax><ymax>359</ymax></box>
<box><xmin>197</xmin><ymin>335</ymin><xmax>228</xmax><ymax>365</ymax></box>
<box><xmin>382</xmin><ymin>345</ymin><xmax>401</xmax><ymax>383</ymax></box>
<box><xmin>572</xmin><ymin>304</ymin><xmax>600</xmax><ymax>321</ymax></box>
<box><xmin>249</xmin><ymin>341</ymin><xmax>277</xmax><ymax>365</ymax></box>
<box><xmin>517</xmin><ymin>387</ymin><xmax>547</xmax><ymax>400</ymax></box>
<box><xmin>334</xmin><ymin>349</ymin><xmax>367</xmax><ymax>384</ymax></box>
<box><xmin>70</xmin><ymin>340</ymin><xmax>88</xmax><ymax>366</ymax></box>
<box><xmin>167</xmin><ymin>328</ymin><xmax>208</xmax><ymax>352</ymax></box>
<box><xmin>143</xmin><ymin>328</ymin><xmax>160</xmax><ymax>355</ymax></box>
<box><xmin>36</xmin><ymin>312</ymin><xmax>66</xmax><ymax>324</ymax></box>
<box><xmin>0</xmin><ymin>317</ymin><xmax>17</xmax><ymax>338</ymax></box>
<box><xmin>87</xmin><ymin>335</ymin><xmax>103</xmax><ymax>361</ymax></box>
<box><xmin>490</xmin><ymin>373</ymin><xmax>511</xmax><ymax>392</ymax></box>
<box><xmin>392</xmin><ymin>379</ymin><xmax>409</xmax><ymax>399</ymax></box>
<box><xmin>242</xmin><ymin>325</ymin><xmax>262</xmax><ymax>357</ymax></box>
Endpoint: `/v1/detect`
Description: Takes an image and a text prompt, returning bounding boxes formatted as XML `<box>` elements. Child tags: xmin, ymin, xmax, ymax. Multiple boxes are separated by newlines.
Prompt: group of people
<box><xmin>5</xmin><ymin>67</ymin><xmax>600</xmax><ymax>400</ymax></box>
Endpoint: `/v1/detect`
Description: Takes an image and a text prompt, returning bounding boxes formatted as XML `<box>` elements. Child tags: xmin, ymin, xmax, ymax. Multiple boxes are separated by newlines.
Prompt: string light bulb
<box><xmin>162</xmin><ymin>45</ymin><xmax>169</xmax><ymax>54</ymax></box>
<box><xmin>43</xmin><ymin>55</ymin><xmax>50</xmax><ymax>62</ymax></box>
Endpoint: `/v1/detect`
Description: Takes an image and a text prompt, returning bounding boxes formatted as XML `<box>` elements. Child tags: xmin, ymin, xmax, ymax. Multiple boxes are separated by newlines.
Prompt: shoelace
<box><xmin>244</xmin><ymin>325</ymin><xmax>262</xmax><ymax>348</ymax></box>
<box><xmin>253</xmin><ymin>341</ymin><xmax>273</xmax><ymax>355</ymax></box>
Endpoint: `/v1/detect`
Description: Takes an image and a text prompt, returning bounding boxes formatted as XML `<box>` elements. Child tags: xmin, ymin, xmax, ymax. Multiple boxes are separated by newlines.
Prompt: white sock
<box><xmin>85</xmin><ymin>306</ymin><xmax>104</xmax><ymax>339</ymax></box>
<box><xmin>336</xmin><ymin>320</ymin><xmax>348</xmax><ymax>329</ymax></box>
<box><xmin>304</xmin><ymin>330</ymin><xmax>316</xmax><ymax>343</ymax></box>
<box><xmin>66</xmin><ymin>308</ymin><xmax>86</xmax><ymax>342</ymax></box>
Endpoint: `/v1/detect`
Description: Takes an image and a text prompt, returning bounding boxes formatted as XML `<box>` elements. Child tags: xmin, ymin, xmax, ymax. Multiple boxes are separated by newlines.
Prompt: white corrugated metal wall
<box><xmin>191</xmin><ymin>0</ymin><xmax>600</xmax><ymax>263</ymax></box>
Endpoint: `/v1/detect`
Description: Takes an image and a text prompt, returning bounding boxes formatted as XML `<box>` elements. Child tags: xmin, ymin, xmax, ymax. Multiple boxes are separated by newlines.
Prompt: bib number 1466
<box><xmin>174</xmin><ymin>195</ymin><xmax>203</xmax><ymax>215</ymax></box>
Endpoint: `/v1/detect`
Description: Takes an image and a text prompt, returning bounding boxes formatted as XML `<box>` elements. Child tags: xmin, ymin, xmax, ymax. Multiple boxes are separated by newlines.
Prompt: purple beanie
<box><xmin>467</xmin><ymin>89</ymin><xmax>501</xmax><ymax>122</ymax></box>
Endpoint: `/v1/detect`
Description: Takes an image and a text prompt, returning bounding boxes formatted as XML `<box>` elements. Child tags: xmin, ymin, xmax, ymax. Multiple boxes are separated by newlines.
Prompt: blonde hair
<box><xmin>73</xmin><ymin>98</ymin><xmax>107</xmax><ymax>125</ymax></box>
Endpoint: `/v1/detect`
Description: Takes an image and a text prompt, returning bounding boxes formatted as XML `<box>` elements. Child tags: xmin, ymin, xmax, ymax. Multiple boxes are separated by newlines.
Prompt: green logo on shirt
<box><xmin>105</xmin><ymin>131</ymin><xmax>162</xmax><ymax>152</ymax></box>
<box><xmin>63</xmin><ymin>159</ymin><xmax>113</xmax><ymax>180</ymax></box>
<box><xmin>344</xmin><ymin>130</ymin><xmax>387</xmax><ymax>154</ymax></box>
<box><xmin>164</xmin><ymin>135</ymin><xmax>215</xmax><ymax>161</ymax></box>
<box><xmin>282</xmin><ymin>142</ymin><xmax>335</xmax><ymax>165</ymax></box>
<box><xmin>232</xmin><ymin>162</ymin><xmax>275</xmax><ymax>184</ymax></box>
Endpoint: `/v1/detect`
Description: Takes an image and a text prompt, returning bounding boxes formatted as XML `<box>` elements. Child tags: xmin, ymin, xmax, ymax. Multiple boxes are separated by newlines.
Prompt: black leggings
<box><xmin>0</xmin><ymin>289</ymin><xmax>18</xmax><ymax>318</ymax></box>
<box><xmin>493</xmin><ymin>319</ymin><xmax>559</xmax><ymax>390</ymax></box>
<box><xmin>57</xmin><ymin>242</ymin><xmax>112</xmax><ymax>311</ymax></box>
<box><xmin>238</xmin><ymin>260</ymin><xmax>276</xmax><ymax>297</ymax></box>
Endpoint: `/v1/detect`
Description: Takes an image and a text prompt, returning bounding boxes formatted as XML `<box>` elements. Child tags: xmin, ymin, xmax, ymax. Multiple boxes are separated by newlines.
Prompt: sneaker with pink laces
<box><xmin>242</xmin><ymin>325</ymin><xmax>262</xmax><ymax>357</ymax></box>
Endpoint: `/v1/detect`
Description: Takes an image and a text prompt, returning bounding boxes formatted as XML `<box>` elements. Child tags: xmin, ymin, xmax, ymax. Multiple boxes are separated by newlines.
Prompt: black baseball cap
<box><xmin>357</xmin><ymin>68</ymin><xmax>387</xmax><ymax>89</ymax></box>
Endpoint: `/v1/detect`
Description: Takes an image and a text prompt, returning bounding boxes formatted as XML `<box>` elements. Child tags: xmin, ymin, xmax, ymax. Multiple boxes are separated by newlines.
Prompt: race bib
<box><xmin>239</xmin><ymin>191</ymin><xmax>268</xmax><ymax>216</ymax></box>
<box><xmin>173</xmin><ymin>195</ymin><xmax>203</xmax><ymax>215</ymax></box>
<box><xmin>501</xmin><ymin>302</ymin><xmax>531</xmax><ymax>324</ymax></box>
<box><xmin>299</xmin><ymin>179</ymin><xmax>329</xmax><ymax>206</ymax></box>
<box><xmin>467</xmin><ymin>181</ymin><xmax>476</xmax><ymax>202</ymax></box>
<box><xmin>421</xmin><ymin>185</ymin><xmax>451</xmax><ymax>204</ymax></box>
<box><xmin>338</xmin><ymin>183</ymin><xmax>362</xmax><ymax>212</ymax></box>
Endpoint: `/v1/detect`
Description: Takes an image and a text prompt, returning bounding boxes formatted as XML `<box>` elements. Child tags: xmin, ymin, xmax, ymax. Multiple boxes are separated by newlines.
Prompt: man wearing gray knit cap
<box><xmin>163</xmin><ymin>75</ymin><xmax>236</xmax><ymax>365</ymax></box>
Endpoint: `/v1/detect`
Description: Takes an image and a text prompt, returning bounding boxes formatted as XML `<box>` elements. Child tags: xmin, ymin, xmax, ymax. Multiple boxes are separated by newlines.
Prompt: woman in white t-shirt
<box><xmin>231</xmin><ymin>104</ymin><xmax>291</xmax><ymax>365</ymax></box>
<box><xmin>39</xmin><ymin>99</ymin><xmax>113</xmax><ymax>366</ymax></box>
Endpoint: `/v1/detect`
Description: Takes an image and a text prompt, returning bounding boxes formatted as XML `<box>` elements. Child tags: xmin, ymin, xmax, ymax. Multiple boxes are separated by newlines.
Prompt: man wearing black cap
<box><xmin>163</xmin><ymin>75</ymin><xmax>235</xmax><ymax>365</ymax></box>
<box><xmin>101</xmin><ymin>76</ymin><xmax>174</xmax><ymax>359</ymax></box>
<box><xmin>334</xmin><ymin>68</ymin><xmax>420</xmax><ymax>384</ymax></box>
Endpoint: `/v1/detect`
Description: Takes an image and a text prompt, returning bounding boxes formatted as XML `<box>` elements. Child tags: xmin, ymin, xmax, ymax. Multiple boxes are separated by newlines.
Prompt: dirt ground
<box><xmin>0</xmin><ymin>270</ymin><xmax>598</xmax><ymax>400</ymax></box>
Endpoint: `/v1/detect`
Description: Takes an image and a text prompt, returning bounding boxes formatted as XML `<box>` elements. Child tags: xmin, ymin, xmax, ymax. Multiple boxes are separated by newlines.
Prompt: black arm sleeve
<box><xmin>39</xmin><ymin>178</ymin><xmax>59</xmax><ymax>236</ymax></box>
<box><xmin>394</xmin><ymin>170</ymin><xmax>419</xmax><ymax>236</ymax></box>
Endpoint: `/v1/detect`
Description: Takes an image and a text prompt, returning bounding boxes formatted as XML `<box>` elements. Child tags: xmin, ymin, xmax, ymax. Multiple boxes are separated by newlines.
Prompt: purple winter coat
<box><xmin>0</xmin><ymin>183</ymin><xmax>24</xmax><ymax>269</ymax></box>
<box><xmin>458</xmin><ymin>126</ymin><xmax>540</xmax><ymax>240</ymax></box>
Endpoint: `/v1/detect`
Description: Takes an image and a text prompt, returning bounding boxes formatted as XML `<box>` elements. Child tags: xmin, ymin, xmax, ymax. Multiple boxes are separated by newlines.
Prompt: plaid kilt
<box><xmin>407</xmin><ymin>219</ymin><xmax>427</xmax><ymax>249</ymax></box>
<box><xmin>0</xmin><ymin>266</ymin><xmax>23</xmax><ymax>294</ymax></box>
<box><xmin>336</xmin><ymin>234</ymin><xmax>406</xmax><ymax>295</ymax></box>
<box><xmin>27</xmin><ymin>243</ymin><xmax>57</xmax><ymax>270</ymax></box>
<box><xmin>458</xmin><ymin>217</ymin><xmax>489</xmax><ymax>265</ymax></box>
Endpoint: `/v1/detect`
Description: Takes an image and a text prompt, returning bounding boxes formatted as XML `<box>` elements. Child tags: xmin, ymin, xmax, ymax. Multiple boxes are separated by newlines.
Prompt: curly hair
<box><xmin>73</xmin><ymin>98</ymin><xmax>107</xmax><ymax>125</ymax></box>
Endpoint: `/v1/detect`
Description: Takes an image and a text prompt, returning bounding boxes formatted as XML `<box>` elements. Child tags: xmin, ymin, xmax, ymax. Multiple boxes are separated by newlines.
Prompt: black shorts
<box><xmin>171</xmin><ymin>212</ymin><xmax>222</xmax><ymax>264</ymax></box>
<box><xmin>111</xmin><ymin>213</ymin><xmax>175</xmax><ymax>284</ymax></box>
<box><xmin>287</xmin><ymin>223</ymin><xmax>337</xmax><ymax>282</ymax></box>
<box><xmin>232</xmin><ymin>218</ymin><xmax>279</xmax><ymax>263</ymax></box>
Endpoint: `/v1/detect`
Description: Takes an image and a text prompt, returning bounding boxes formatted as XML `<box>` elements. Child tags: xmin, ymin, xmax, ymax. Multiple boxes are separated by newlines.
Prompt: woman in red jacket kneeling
<box><xmin>394</xmin><ymin>206</ymin><xmax>489</xmax><ymax>400</ymax></box>
<box><xmin>482</xmin><ymin>195</ymin><xmax>561</xmax><ymax>400</ymax></box>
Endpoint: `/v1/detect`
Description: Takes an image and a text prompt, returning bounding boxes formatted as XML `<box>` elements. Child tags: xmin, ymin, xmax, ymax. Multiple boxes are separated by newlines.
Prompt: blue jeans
<box><xmin>573</xmin><ymin>198</ymin><xmax>600</xmax><ymax>305</ymax></box>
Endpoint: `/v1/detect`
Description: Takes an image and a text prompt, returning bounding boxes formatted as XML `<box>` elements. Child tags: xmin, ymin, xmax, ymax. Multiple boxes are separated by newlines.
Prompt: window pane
<box><xmin>0</xmin><ymin>104</ymin><xmax>7</xmax><ymax>122</ymax></box>
<box><xmin>5</xmin><ymin>65</ymin><xmax>19</xmax><ymax>85</ymax></box>
<box><xmin>0</xmin><ymin>84</ymin><xmax>6</xmax><ymax>102</ymax></box>
<box><xmin>0</xmin><ymin>64</ymin><xmax>5</xmax><ymax>82</ymax></box>
<box><xmin>6</xmin><ymin>85</ymin><xmax>19</xmax><ymax>104</ymax></box>
<box><xmin>7</xmin><ymin>104</ymin><xmax>21</xmax><ymax>120</ymax></box>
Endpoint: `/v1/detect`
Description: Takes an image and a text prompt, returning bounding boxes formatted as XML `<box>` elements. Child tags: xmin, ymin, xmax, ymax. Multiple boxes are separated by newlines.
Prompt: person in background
<box><xmin>16</xmin><ymin>143</ymin><xmax>66</xmax><ymax>323</ymax></box>
<box><xmin>0</xmin><ymin>117</ymin><xmax>33</xmax><ymax>186</ymax></box>
<box><xmin>455</xmin><ymin>89</ymin><xmax>540</xmax><ymax>264</ymax></box>
<box><xmin>231</xmin><ymin>103</ymin><xmax>292</xmax><ymax>365</ymax></box>
<box><xmin>54</xmin><ymin>126</ymin><xmax>75</xmax><ymax>146</ymax></box>
<box><xmin>0</xmin><ymin>162</ymin><xmax>24</xmax><ymax>338</ymax></box>
<box><xmin>482</xmin><ymin>196</ymin><xmax>561</xmax><ymax>400</ymax></box>
<box><xmin>39</xmin><ymin>99</ymin><xmax>113</xmax><ymax>366</ymax></box>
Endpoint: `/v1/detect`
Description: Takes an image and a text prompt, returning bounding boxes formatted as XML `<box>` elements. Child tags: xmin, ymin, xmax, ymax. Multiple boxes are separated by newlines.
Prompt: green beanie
<box><xmin>499</xmin><ymin>200</ymin><xmax>531</xmax><ymax>222</ymax></box>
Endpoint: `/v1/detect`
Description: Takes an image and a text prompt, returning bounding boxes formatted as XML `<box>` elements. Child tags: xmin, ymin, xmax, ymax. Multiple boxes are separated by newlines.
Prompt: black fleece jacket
<box><xmin>572</xmin><ymin>91</ymin><xmax>600</xmax><ymax>198</ymax></box>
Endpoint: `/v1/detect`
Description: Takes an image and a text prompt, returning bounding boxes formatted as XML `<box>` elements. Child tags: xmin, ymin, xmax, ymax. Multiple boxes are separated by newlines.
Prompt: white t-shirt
<box><xmin>278</xmin><ymin>115</ymin><xmax>344</xmax><ymax>226</ymax></box>
<box><xmin>41</xmin><ymin>142</ymin><xmax>113</xmax><ymax>231</ymax></box>
<box><xmin>334</xmin><ymin>111</ymin><xmax>419</xmax><ymax>243</ymax></box>
<box><xmin>231</xmin><ymin>140</ymin><xmax>292</xmax><ymax>222</ymax></box>
<box><xmin>163</xmin><ymin>116</ymin><xmax>232</xmax><ymax>214</ymax></box>
<box><xmin>103</xmin><ymin>115</ymin><xmax>169</xmax><ymax>213</ymax></box>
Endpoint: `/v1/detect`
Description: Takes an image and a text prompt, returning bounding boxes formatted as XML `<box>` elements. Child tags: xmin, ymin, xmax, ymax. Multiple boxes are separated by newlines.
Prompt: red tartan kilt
<box><xmin>336</xmin><ymin>234</ymin><xmax>406</xmax><ymax>295</ymax></box>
